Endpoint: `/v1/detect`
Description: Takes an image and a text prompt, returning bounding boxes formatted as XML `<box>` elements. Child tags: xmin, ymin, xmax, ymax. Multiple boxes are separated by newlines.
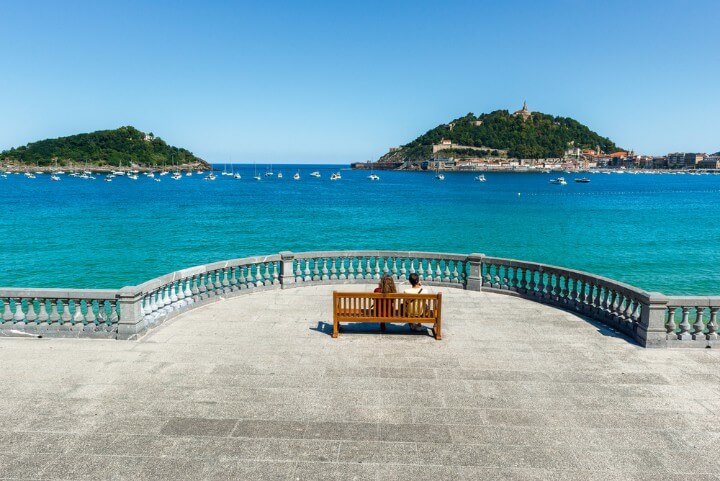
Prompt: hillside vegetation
<box><xmin>1</xmin><ymin>126</ymin><xmax>209</xmax><ymax>167</ymax></box>
<box><xmin>379</xmin><ymin>110</ymin><xmax>621</xmax><ymax>162</ymax></box>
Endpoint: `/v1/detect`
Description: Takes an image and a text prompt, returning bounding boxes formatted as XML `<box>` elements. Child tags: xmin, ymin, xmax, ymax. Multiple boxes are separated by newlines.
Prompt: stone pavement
<box><xmin>0</xmin><ymin>284</ymin><xmax>719</xmax><ymax>480</ymax></box>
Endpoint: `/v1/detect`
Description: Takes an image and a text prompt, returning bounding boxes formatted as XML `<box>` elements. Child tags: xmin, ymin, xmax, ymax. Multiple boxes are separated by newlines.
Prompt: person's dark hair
<box><xmin>408</xmin><ymin>272</ymin><xmax>420</xmax><ymax>287</ymax></box>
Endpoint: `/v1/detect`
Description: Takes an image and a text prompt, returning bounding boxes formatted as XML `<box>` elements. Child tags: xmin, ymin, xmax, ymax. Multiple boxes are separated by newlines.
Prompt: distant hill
<box><xmin>0</xmin><ymin>126</ymin><xmax>209</xmax><ymax>168</ymax></box>
<box><xmin>378</xmin><ymin>106</ymin><xmax>621</xmax><ymax>162</ymax></box>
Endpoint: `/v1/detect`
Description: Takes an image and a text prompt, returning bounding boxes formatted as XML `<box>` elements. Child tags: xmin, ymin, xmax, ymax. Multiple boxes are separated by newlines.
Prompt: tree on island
<box><xmin>0</xmin><ymin>126</ymin><xmax>209</xmax><ymax>168</ymax></box>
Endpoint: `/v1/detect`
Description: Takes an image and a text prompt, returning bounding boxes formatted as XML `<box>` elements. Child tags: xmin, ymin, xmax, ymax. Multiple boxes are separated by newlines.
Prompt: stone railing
<box><xmin>0</xmin><ymin>289</ymin><xmax>119</xmax><ymax>338</ymax></box>
<box><xmin>1</xmin><ymin>251</ymin><xmax>718</xmax><ymax>347</ymax></box>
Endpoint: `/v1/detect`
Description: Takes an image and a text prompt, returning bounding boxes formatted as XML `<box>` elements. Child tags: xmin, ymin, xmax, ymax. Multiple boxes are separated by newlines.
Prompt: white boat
<box><xmin>367</xmin><ymin>166</ymin><xmax>379</xmax><ymax>181</ymax></box>
<box><xmin>146</xmin><ymin>172</ymin><xmax>155</xmax><ymax>178</ymax></box>
<box><xmin>233</xmin><ymin>173</ymin><xmax>242</xmax><ymax>179</ymax></box>
<box><xmin>310</xmin><ymin>171</ymin><xmax>321</xmax><ymax>178</ymax></box>
<box><xmin>204</xmin><ymin>173</ymin><xmax>216</xmax><ymax>181</ymax></box>
<box><xmin>293</xmin><ymin>171</ymin><xmax>300</xmax><ymax>180</ymax></box>
<box><xmin>221</xmin><ymin>164</ymin><xmax>232</xmax><ymax>176</ymax></box>
<box><xmin>104</xmin><ymin>175</ymin><xmax>113</xmax><ymax>182</ymax></box>
<box><xmin>128</xmin><ymin>174</ymin><xmax>139</xmax><ymax>180</ymax></box>
<box><xmin>25</xmin><ymin>173</ymin><xmax>36</xmax><ymax>179</ymax></box>
<box><xmin>434</xmin><ymin>164</ymin><xmax>444</xmax><ymax>180</ymax></box>
<box><xmin>171</xmin><ymin>172</ymin><xmax>182</xmax><ymax>180</ymax></box>
<box><xmin>265</xmin><ymin>164</ymin><xmax>274</xmax><ymax>177</ymax></box>
<box><xmin>253</xmin><ymin>164</ymin><xmax>261</xmax><ymax>181</ymax></box>
<box><xmin>330</xmin><ymin>173</ymin><xmax>340</xmax><ymax>181</ymax></box>
<box><xmin>549</xmin><ymin>177</ymin><xmax>567</xmax><ymax>185</ymax></box>
<box><xmin>186</xmin><ymin>171</ymin><xmax>192</xmax><ymax>176</ymax></box>
<box><xmin>160</xmin><ymin>171</ymin><xmax>169</xmax><ymax>176</ymax></box>
<box><xmin>474</xmin><ymin>174</ymin><xmax>486</xmax><ymax>182</ymax></box>
<box><xmin>50</xmin><ymin>175</ymin><xmax>61</xmax><ymax>181</ymax></box>
<box><xmin>0</xmin><ymin>174</ymin><xmax>7</xmax><ymax>179</ymax></box>
<box><xmin>277</xmin><ymin>172</ymin><xmax>283</xmax><ymax>179</ymax></box>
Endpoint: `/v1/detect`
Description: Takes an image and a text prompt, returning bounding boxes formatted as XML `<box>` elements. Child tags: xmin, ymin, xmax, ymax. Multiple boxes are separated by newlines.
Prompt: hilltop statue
<box><xmin>513</xmin><ymin>101</ymin><xmax>531</xmax><ymax>120</ymax></box>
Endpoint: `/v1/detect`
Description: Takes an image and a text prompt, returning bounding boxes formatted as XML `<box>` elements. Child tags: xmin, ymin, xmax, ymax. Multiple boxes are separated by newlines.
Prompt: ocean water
<box><xmin>1</xmin><ymin>166</ymin><xmax>719</xmax><ymax>295</ymax></box>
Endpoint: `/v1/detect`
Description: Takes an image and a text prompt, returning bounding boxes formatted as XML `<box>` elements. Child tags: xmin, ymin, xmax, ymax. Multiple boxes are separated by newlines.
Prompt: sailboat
<box><xmin>293</xmin><ymin>170</ymin><xmax>300</xmax><ymax>180</ymax></box>
<box><xmin>222</xmin><ymin>163</ymin><xmax>232</xmax><ymax>176</ymax></box>
<box><xmin>265</xmin><ymin>164</ymin><xmax>274</xmax><ymax>177</ymax></box>
<box><xmin>171</xmin><ymin>155</ymin><xmax>182</xmax><ymax>180</ymax></box>
<box><xmin>434</xmin><ymin>163</ymin><xmax>445</xmax><ymax>180</ymax></box>
<box><xmin>277</xmin><ymin>171</ymin><xmax>283</xmax><ymax>179</ymax></box>
<box><xmin>310</xmin><ymin>171</ymin><xmax>321</xmax><ymax>178</ymax></box>
<box><xmin>474</xmin><ymin>174</ymin><xmax>486</xmax><ymax>182</ymax></box>
<box><xmin>253</xmin><ymin>164</ymin><xmax>261</xmax><ymax>181</ymax></box>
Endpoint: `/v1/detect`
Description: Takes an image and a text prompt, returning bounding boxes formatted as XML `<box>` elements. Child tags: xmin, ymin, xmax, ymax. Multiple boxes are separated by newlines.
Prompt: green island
<box><xmin>0</xmin><ymin>126</ymin><xmax>210</xmax><ymax>170</ymax></box>
<box><xmin>370</xmin><ymin>104</ymin><xmax>621</xmax><ymax>166</ymax></box>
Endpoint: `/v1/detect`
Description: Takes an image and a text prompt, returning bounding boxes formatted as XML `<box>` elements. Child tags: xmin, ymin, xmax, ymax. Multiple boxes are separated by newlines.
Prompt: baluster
<box><xmin>2</xmin><ymin>298</ymin><xmax>13</xmax><ymax>325</ymax></box>
<box><xmin>382</xmin><ymin>257</ymin><xmax>389</xmax><ymax>277</ymax></box>
<box><xmin>25</xmin><ymin>298</ymin><xmax>37</xmax><ymax>326</ymax></box>
<box><xmin>13</xmin><ymin>298</ymin><xmax>25</xmax><ymax>325</ymax></box>
<box><xmin>527</xmin><ymin>269</ymin><xmax>536</xmax><ymax>293</ymax></box>
<box><xmin>408</xmin><ymin>257</ymin><xmax>416</xmax><ymax>275</ymax></box>
<box><xmin>176</xmin><ymin>279</ymin><xmax>187</xmax><ymax>306</ymax></box>
<box><xmin>272</xmin><ymin>261</ymin><xmax>280</xmax><ymax>285</ymax></box>
<box><xmin>519</xmin><ymin>268</ymin><xmax>528</xmax><ymax>292</ymax></box>
<box><xmin>692</xmin><ymin>307</ymin><xmax>706</xmax><ymax>341</ymax></box>
<box><xmin>190</xmin><ymin>275</ymin><xmax>200</xmax><ymax>301</ymax></box>
<box><xmin>418</xmin><ymin>259</ymin><xmax>425</xmax><ymax>281</ymax></box>
<box><xmin>707</xmin><ymin>308</ymin><xmax>718</xmax><ymax>340</ymax></box>
<box><xmin>151</xmin><ymin>290</ymin><xmax>161</xmax><ymax>315</ymax></box>
<box><xmin>294</xmin><ymin>260</ymin><xmax>302</xmax><ymax>282</ymax></box>
<box><xmin>347</xmin><ymin>257</ymin><xmax>355</xmax><ymax>280</ymax></box>
<box><xmin>72</xmin><ymin>299</ymin><xmax>85</xmax><ymax>328</ymax></box>
<box><xmin>321</xmin><ymin>258</ymin><xmax>330</xmax><ymax>281</ymax></box>
<box><xmin>593</xmin><ymin>284</ymin><xmax>603</xmax><ymax>314</ymax></box>
<box><xmin>338</xmin><ymin>257</ymin><xmax>346</xmax><ymax>280</ymax></box>
<box><xmin>561</xmin><ymin>276</ymin><xmax>569</xmax><ymax>302</ymax></box>
<box><xmin>678</xmin><ymin>307</ymin><xmax>692</xmax><ymax>340</ymax></box>
<box><xmin>435</xmin><ymin>260</ymin><xmax>442</xmax><ymax>282</ymax></box>
<box><xmin>170</xmin><ymin>281</ymin><xmax>179</xmax><ymax>304</ymax></box>
<box><xmin>630</xmin><ymin>300</ymin><xmax>641</xmax><ymax>323</ymax></box>
<box><xmin>213</xmin><ymin>270</ymin><xmax>222</xmax><ymax>293</ymax></box>
<box><xmin>570</xmin><ymin>278</ymin><xmax>579</xmax><ymax>307</ymax></box>
<box><xmin>48</xmin><ymin>299</ymin><xmax>60</xmax><ymax>328</ymax></box>
<box><xmin>510</xmin><ymin>266</ymin><xmax>519</xmax><ymax>290</ymax></box>
<box><xmin>391</xmin><ymin>257</ymin><xmax>399</xmax><ymax>279</ymax></box>
<box><xmin>37</xmin><ymin>298</ymin><xmax>50</xmax><ymax>330</ymax></box>
<box><xmin>373</xmin><ymin>257</ymin><xmax>380</xmax><ymax>279</ymax></box>
<box><xmin>666</xmin><ymin>306</ymin><xmax>677</xmax><ymax>337</ymax></box>
<box><xmin>622</xmin><ymin>296</ymin><xmax>633</xmax><ymax>323</ymax></box>
<box><xmin>229</xmin><ymin>267</ymin><xmax>238</xmax><ymax>292</ymax></box>
<box><xmin>536</xmin><ymin>271</ymin><xmax>545</xmax><ymax>299</ymax></box>
<box><xmin>311</xmin><ymin>258</ymin><xmax>319</xmax><ymax>280</ymax></box>
<box><xmin>163</xmin><ymin>284</ymin><xmax>173</xmax><ymax>308</ymax></box>
<box><xmin>443</xmin><ymin>260</ymin><xmax>451</xmax><ymax>282</ymax></box>
<box><xmin>501</xmin><ymin>267</ymin><xmax>509</xmax><ymax>290</ymax></box>
<box><xmin>60</xmin><ymin>299</ymin><xmax>72</xmax><ymax>326</ymax></box>
<box><xmin>219</xmin><ymin>268</ymin><xmax>228</xmax><ymax>293</ymax></box>
<box><xmin>262</xmin><ymin>262</ymin><xmax>271</xmax><ymax>285</ymax></box>
<box><xmin>108</xmin><ymin>300</ymin><xmax>119</xmax><ymax>328</ymax></box>
<box><xmin>85</xmin><ymin>299</ymin><xmax>97</xmax><ymax>329</ymax></box>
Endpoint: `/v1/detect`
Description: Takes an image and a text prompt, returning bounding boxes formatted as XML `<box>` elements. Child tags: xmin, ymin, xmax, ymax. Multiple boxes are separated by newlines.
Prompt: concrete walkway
<box><xmin>1</xmin><ymin>285</ymin><xmax>719</xmax><ymax>480</ymax></box>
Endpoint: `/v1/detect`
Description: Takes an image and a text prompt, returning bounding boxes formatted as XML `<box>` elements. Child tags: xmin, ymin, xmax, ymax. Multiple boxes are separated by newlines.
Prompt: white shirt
<box><xmin>403</xmin><ymin>285</ymin><xmax>432</xmax><ymax>294</ymax></box>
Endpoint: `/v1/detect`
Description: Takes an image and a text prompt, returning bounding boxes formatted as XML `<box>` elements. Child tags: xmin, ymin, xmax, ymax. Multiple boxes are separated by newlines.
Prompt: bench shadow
<box><xmin>311</xmin><ymin>321</ymin><xmax>434</xmax><ymax>338</ymax></box>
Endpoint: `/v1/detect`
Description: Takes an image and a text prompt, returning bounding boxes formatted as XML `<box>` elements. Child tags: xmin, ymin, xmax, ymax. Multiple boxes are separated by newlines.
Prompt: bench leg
<box><xmin>332</xmin><ymin>319</ymin><xmax>339</xmax><ymax>338</ymax></box>
<box><xmin>434</xmin><ymin>320</ymin><xmax>442</xmax><ymax>340</ymax></box>
<box><xmin>380</xmin><ymin>322</ymin><xmax>386</xmax><ymax>332</ymax></box>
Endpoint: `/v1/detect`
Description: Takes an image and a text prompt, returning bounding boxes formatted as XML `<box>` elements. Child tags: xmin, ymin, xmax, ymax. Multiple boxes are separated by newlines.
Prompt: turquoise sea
<box><xmin>1</xmin><ymin>166</ymin><xmax>719</xmax><ymax>295</ymax></box>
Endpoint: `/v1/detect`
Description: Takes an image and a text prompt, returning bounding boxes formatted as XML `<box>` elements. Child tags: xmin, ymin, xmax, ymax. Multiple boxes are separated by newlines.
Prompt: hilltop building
<box><xmin>513</xmin><ymin>101</ymin><xmax>532</xmax><ymax>120</ymax></box>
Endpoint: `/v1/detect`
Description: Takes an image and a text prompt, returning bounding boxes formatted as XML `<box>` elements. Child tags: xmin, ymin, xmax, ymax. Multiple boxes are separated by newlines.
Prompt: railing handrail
<box><xmin>2</xmin><ymin>249</ymin><xmax>719</xmax><ymax>346</ymax></box>
<box><xmin>482</xmin><ymin>256</ymin><xmax>655</xmax><ymax>302</ymax></box>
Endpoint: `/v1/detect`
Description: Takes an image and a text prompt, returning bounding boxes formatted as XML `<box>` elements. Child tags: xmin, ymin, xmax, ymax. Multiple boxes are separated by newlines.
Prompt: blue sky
<box><xmin>1</xmin><ymin>0</ymin><xmax>718</xmax><ymax>163</ymax></box>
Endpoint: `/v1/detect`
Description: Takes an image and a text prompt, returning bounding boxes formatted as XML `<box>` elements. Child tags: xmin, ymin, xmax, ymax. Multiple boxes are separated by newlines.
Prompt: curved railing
<box><xmin>1</xmin><ymin>250</ymin><xmax>718</xmax><ymax>347</ymax></box>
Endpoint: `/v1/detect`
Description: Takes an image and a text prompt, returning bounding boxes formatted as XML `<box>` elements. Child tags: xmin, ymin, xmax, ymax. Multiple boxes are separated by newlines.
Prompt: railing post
<box><xmin>116</xmin><ymin>288</ymin><xmax>145</xmax><ymax>340</ymax></box>
<box><xmin>279</xmin><ymin>251</ymin><xmax>295</xmax><ymax>289</ymax></box>
<box><xmin>466</xmin><ymin>253</ymin><xmax>484</xmax><ymax>291</ymax></box>
<box><xmin>635</xmin><ymin>292</ymin><xmax>668</xmax><ymax>348</ymax></box>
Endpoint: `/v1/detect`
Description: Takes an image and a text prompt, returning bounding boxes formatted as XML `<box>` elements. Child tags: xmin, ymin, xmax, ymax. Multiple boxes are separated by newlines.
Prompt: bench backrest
<box><xmin>333</xmin><ymin>291</ymin><xmax>442</xmax><ymax>322</ymax></box>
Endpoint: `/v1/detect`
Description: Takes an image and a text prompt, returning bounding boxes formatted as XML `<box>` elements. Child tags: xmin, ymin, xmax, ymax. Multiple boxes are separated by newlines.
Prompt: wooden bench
<box><xmin>332</xmin><ymin>291</ymin><xmax>442</xmax><ymax>340</ymax></box>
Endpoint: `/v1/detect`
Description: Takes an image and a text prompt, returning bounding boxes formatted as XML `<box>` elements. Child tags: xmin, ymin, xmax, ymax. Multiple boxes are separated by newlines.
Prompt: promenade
<box><xmin>1</xmin><ymin>284</ymin><xmax>719</xmax><ymax>480</ymax></box>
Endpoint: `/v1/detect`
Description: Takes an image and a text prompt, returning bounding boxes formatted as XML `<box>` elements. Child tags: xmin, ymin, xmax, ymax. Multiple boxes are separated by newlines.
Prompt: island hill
<box><xmin>353</xmin><ymin>103</ymin><xmax>624</xmax><ymax>171</ymax></box>
<box><xmin>0</xmin><ymin>126</ymin><xmax>211</xmax><ymax>172</ymax></box>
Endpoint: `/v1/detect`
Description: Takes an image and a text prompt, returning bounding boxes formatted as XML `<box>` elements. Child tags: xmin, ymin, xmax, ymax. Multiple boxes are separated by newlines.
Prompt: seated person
<box><xmin>403</xmin><ymin>272</ymin><xmax>432</xmax><ymax>331</ymax></box>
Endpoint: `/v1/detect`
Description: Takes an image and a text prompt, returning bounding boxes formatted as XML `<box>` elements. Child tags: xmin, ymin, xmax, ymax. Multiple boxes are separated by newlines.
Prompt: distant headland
<box><xmin>352</xmin><ymin>103</ymin><xmax>720</xmax><ymax>172</ymax></box>
<box><xmin>0</xmin><ymin>126</ymin><xmax>211</xmax><ymax>172</ymax></box>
